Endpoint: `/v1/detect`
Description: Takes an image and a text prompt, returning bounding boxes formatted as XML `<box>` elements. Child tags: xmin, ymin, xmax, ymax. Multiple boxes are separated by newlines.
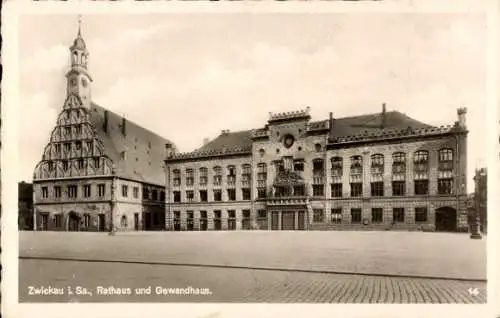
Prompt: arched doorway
<box><xmin>68</xmin><ymin>211</ymin><xmax>81</xmax><ymax>232</ymax></box>
<box><xmin>435</xmin><ymin>207</ymin><xmax>457</xmax><ymax>232</ymax></box>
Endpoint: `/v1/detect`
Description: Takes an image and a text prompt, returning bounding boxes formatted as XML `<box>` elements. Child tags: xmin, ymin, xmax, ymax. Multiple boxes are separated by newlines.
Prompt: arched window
<box><xmin>186</xmin><ymin>168</ymin><xmax>194</xmax><ymax>186</ymax></box>
<box><xmin>414</xmin><ymin>150</ymin><xmax>429</xmax><ymax>164</ymax></box>
<box><xmin>213</xmin><ymin>166</ymin><xmax>222</xmax><ymax>185</ymax></box>
<box><xmin>120</xmin><ymin>215</ymin><xmax>128</xmax><ymax>228</ymax></box>
<box><xmin>172</xmin><ymin>169</ymin><xmax>181</xmax><ymax>186</ymax></box>
<box><xmin>438</xmin><ymin>149</ymin><xmax>454</xmax><ymax>163</ymax></box>
<box><xmin>312</xmin><ymin>159</ymin><xmax>324</xmax><ymax>173</ymax></box>
<box><xmin>315</xmin><ymin>143</ymin><xmax>322</xmax><ymax>152</ymax></box>
<box><xmin>227</xmin><ymin>165</ymin><xmax>236</xmax><ymax>185</ymax></box>
<box><xmin>331</xmin><ymin>157</ymin><xmax>343</xmax><ymax>177</ymax></box>
<box><xmin>371</xmin><ymin>154</ymin><xmax>384</xmax><ymax>173</ymax></box>
<box><xmin>414</xmin><ymin>151</ymin><xmax>429</xmax><ymax>195</ymax></box>
<box><xmin>392</xmin><ymin>152</ymin><xmax>406</xmax><ymax>179</ymax></box>
<box><xmin>350</xmin><ymin>155</ymin><xmax>363</xmax><ymax>175</ymax></box>
<box><xmin>242</xmin><ymin>164</ymin><xmax>252</xmax><ymax>185</ymax></box>
<box><xmin>199</xmin><ymin>167</ymin><xmax>208</xmax><ymax>185</ymax></box>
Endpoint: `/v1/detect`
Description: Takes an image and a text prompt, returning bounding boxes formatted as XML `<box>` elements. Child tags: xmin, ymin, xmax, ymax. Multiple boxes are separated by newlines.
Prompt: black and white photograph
<box><xmin>1</xmin><ymin>0</ymin><xmax>499</xmax><ymax>317</ymax></box>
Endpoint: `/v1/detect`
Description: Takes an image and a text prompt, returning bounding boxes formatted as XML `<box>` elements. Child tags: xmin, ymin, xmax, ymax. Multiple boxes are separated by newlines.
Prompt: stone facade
<box><xmin>165</xmin><ymin>107</ymin><xmax>469</xmax><ymax>232</ymax></box>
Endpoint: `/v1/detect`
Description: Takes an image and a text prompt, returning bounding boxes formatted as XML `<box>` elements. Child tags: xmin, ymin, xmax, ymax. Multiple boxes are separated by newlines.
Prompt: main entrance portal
<box><xmin>269</xmin><ymin>210</ymin><xmax>307</xmax><ymax>230</ymax></box>
<box><xmin>435</xmin><ymin>207</ymin><xmax>457</xmax><ymax>232</ymax></box>
<box><xmin>68</xmin><ymin>211</ymin><xmax>80</xmax><ymax>232</ymax></box>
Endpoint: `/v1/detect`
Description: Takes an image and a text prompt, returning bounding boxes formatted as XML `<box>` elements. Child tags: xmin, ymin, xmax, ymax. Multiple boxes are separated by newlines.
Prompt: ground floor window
<box><xmin>371</xmin><ymin>208</ymin><xmax>383</xmax><ymax>223</ymax></box>
<box><xmin>257</xmin><ymin>209</ymin><xmax>267</xmax><ymax>229</ymax></box>
<box><xmin>214</xmin><ymin>210</ymin><xmax>222</xmax><ymax>230</ymax></box>
<box><xmin>351</xmin><ymin>209</ymin><xmax>362</xmax><ymax>223</ymax></box>
<box><xmin>40</xmin><ymin>213</ymin><xmax>49</xmax><ymax>230</ymax></box>
<box><xmin>187</xmin><ymin>211</ymin><xmax>194</xmax><ymax>230</ymax></box>
<box><xmin>331</xmin><ymin>208</ymin><xmax>342</xmax><ymax>224</ymax></box>
<box><xmin>313</xmin><ymin>209</ymin><xmax>324</xmax><ymax>223</ymax></box>
<box><xmin>199</xmin><ymin>210</ymin><xmax>208</xmax><ymax>231</ymax></box>
<box><xmin>54</xmin><ymin>214</ymin><xmax>63</xmax><ymax>228</ymax></box>
<box><xmin>415</xmin><ymin>207</ymin><xmax>428</xmax><ymax>222</ymax></box>
<box><xmin>83</xmin><ymin>214</ymin><xmax>91</xmax><ymax>228</ymax></box>
<box><xmin>228</xmin><ymin>210</ymin><xmax>236</xmax><ymax>230</ymax></box>
<box><xmin>393</xmin><ymin>208</ymin><xmax>405</xmax><ymax>223</ymax></box>
<box><xmin>242</xmin><ymin>210</ymin><xmax>251</xmax><ymax>230</ymax></box>
<box><xmin>173</xmin><ymin>211</ymin><xmax>181</xmax><ymax>231</ymax></box>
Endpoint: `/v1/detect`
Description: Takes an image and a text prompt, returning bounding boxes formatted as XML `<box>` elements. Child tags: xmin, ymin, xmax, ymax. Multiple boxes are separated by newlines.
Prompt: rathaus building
<box><xmin>32</xmin><ymin>28</ymin><xmax>176</xmax><ymax>232</ymax></box>
<box><xmin>165</xmin><ymin>106</ymin><xmax>469</xmax><ymax>232</ymax></box>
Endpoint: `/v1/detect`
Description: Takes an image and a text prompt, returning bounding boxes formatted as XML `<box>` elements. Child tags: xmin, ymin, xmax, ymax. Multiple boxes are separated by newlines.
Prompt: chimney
<box><xmin>457</xmin><ymin>107</ymin><xmax>467</xmax><ymax>129</ymax></box>
<box><xmin>381</xmin><ymin>103</ymin><xmax>387</xmax><ymax>129</ymax></box>
<box><xmin>103</xmin><ymin>110</ymin><xmax>109</xmax><ymax>132</ymax></box>
<box><xmin>165</xmin><ymin>143</ymin><xmax>173</xmax><ymax>158</ymax></box>
<box><xmin>203</xmin><ymin>138</ymin><xmax>210</xmax><ymax>145</ymax></box>
<box><xmin>121</xmin><ymin>116</ymin><xmax>127</xmax><ymax>136</ymax></box>
<box><xmin>221</xmin><ymin>129</ymin><xmax>230</xmax><ymax>135</ymax></box>
<box><xmin>329</xmin><ymin>112</ymin><xmax>335</xmax><ymax>134</ymax></box>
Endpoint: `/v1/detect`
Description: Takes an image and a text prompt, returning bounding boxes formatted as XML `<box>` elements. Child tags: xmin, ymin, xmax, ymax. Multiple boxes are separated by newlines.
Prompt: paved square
<box><xmin>19</xmin><ymin>231</ymin><xmax>487</xmax><ymax>303</ymax></box>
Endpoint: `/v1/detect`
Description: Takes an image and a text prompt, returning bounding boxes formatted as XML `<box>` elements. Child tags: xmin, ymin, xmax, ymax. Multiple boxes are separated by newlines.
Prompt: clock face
<box><xmin>283</xmin><ymin>135</ymin><xmax>295</xmax><ymax>148</ymax></box>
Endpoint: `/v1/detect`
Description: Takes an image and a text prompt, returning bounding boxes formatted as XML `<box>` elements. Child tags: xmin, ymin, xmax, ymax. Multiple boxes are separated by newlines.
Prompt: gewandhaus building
<box><xmin>32</xmin><ymin>26</ymin><xmax>470</xmax><ymax>233</ymax></box>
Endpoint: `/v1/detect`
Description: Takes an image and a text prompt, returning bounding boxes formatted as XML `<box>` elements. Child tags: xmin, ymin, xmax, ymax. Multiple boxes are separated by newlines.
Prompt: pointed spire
<box><xmin>78</xmin><ymin>14</ymin><xmax>82</xmax><ymax>37</ymax></box>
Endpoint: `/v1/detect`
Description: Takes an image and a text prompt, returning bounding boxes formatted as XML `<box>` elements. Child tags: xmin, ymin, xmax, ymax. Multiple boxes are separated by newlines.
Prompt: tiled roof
<box><xmin>193</xmin><ymin>111</ymin><xmax>434</xmax><ymax>155</ymax></box>
<box><xmin>90</xmin><ymin>103</ymin><xmax>175</xmax><ymax>186</ymax></box>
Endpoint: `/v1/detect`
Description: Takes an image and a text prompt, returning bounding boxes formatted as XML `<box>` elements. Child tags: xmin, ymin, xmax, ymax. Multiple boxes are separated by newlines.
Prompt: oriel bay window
<box><xmin>438</xmin><ymin>148</ymin><xmax>454</xmax><ymax>195</ymax></box>
<box><xmin>257</xmin><ymin>163</ymin><xmax>267</xmax><ymax>198</ymax></box>
<box><xmin>370</xmin><ymin>154</ymin><xmax>384</xmax><ymax>197</ymax></box>
<box><xmin>199</xmin><ymin>167</ymin><xmax>208</xmax><ymax>186</ymax></box>
<box><xmin>186</xmin><ymin>169</ymin><xmax>194</xmax><ymax>187</ymax></box>
<box><xmin>414</xmin><ymin>150</ymin><xmax>429</xmax><ymax>195</ymax></box>
<box><xmin>173</xmin><ymin>169</ymin><xmax>181</xmax><ymax>186</ymax></box>
<box><xmin>213</xmin><ymin>166</ymin><xmax>222</xmax><ymax>186</ymax></box>
<box><xmin>350</xmin><ymin>155</ymin><xmax>363</xmax><ymax>197</ymax></box>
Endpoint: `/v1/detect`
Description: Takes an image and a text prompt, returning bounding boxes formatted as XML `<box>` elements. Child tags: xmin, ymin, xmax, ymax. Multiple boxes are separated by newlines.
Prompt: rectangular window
<box><xmin>258</xmin><ymin>210</ymin><xmax>266</xmax><ymax>218</ymax></box>
<box><xmin>213</xmin><ymin>189</ymin><xmax>222</xmax><ymax>202</ymax></box>
<box><xmin>83</xmin><ymin>185</ymin><xmax>91</xmax><ymax>198</ymax></box>
<box><xmin>133</xmin><ymin>187</ymin><xmax>139</xmax><ymax>198</ymax></box>
<box><xmin>186</xmin><ymin>169</ymin><xmax>194</xmax><ymax>186</ymax></box>
<box><xmin>186</xmin><ymin>190</ymin><xmax>194</xmax><ymax>202</ymax></box>
<box><xmin>143</xmin><ymin>188</ymin><xmax>149</xmax><ymax>200</ymax></box>
<box><xmin>68</xmin><ymin>185</ymin><xmax>78</xmax><ymax>198</ymax></box>
<box><xmin>55</xmin><ymin>144</ymin><xmax>61</xmax><ymax>154</ymax></box>
<box><xmin>293</xmin><ymin>185</ymin><xmax>305</xmax><ymax>196</ymax></box>
<box><xmin>41</xmin><ymin>187</ymin><xmax>48</xmax><ymax>198</ymax></box>
<box><xmin>200</xmin><ymin>211</ymin><xmax>208</xmax><ymax>219</ymax></box>
<box><xmin>331</xmin><ymin>183</ymin><xmax>342</xmax><ymax>197</ymax></box>
<box><xmin>122</xmin><ymin>185</ymin><xmax>128</xmax><ymax>197</ymax></box>
<box><xmin>227</xmin><ymin>189</ymin><xmax>236</xmax><ymax>201</ymax></box>
<box><xmin>393</xmin><ymin>208</ymin><xmax>405</xmax><ymax>223</ymax></box>
<box><xmin>351</xmin><ymin>208</ymin><xmax>362</xmax><ymax>224</ymax></box>
<box><xmin>173</xmin><ymin>191</ymin><xmax>181</xmax><ymax>203</ymax></box>
<box><xmin>199</xmin><ymin>190</ymin><xmax>208</xmax><ymax>202</ymax></box>
<box><xmin>313</xmin><ymin>209</ymin><xmax>324</xmax><ymax>223</ymax></box>
<box><xmin>294</xmin><ymin>160</ymin><xmax>304</xmax><ymax>171</ymax></box>
<box><xmin>350</xmin><ymin>183</ymin><xmax>363</xmax><ymax>197</ymax></box>
<box><xmin>84</xmin><ymin>214</ymin><xmax>91</xmax><ymax>228</ymax></box>
<box><xmin>414</xmin><ymin>180</ymin><xmax>429</xmax><ymax>195</ymax></box>
<box><xmin>392</xmin><ymin>181</ymin><xmax>406</xmax><ymax>196</ymax></box>
<box><xmin>415</xmin><ymin>207</ymin><xmax>428</xmax><ymax>222</ymax></box>
<box><xmin>438</xmin><ymin>178</ymin><xmax>453</xmax><ymax>195</ymax></box>
<box><xmin>55</xmin><ymin>214</ymin><xmax>63</xmax><ymax>228</ymax></box>
<box><xmin>331</xmin><ymin>208</ymin><xmax>342</xmax><ymax>224</ymax></box>
<box><xmin>94</xmin><ymin>157</ymin><xmax>100</xmax><ymax>169</ymax></box>
<box><xmin>214</xmin><ymin>210</ymin><xmax>222</xmax><ymax>219</ymax></box>
<box><xmin>62</xmin><ymin>160</ymin><xmax>69</xmax><ymax>171</ymax></box>
<box><xmin>242</xmin><ymin>188</ymin><xmax>251</xmax><ymax>200</ymax></box>
<box><xmin>54</xmin><ymin>186</ymin><xmax>61</xmax><ymax>198</ymax></box>
<box><xmin>152</xmin><ymin>190</ymin><xmax>158</xmax><ymax>201</ymax></box>
<box><xmin>98</xmin><ymin>184</ymin><xmax>105</xmax><ymax>197</ymax></box>
<box><xmin>160</xmin><ymin>191</ymin><xmax>165</xmax><ymax>201</ymax></box>
<box><xmin>257</xmin><ymin>188</ymin><xmax>266</xmax><ymax>198</ymax></box>
<box><xmin>312</xmin><ymin>184</ymin><xmax>324</xmax><ymax>196</ymax></box>
<box><xmin>77</xmin><ymin>159</ymin><xmax>84</xmax><ymax>169</ymax></box>
<box><xmin>371</xmin><ymin>208</ymin><xmax>383</xmax><ymax>223</ymax></box>
<box><xmin>370</xmin><ymin>182</ymin><xmax>384</xmax><ymax>197</ymax></box>
<box><xmin>75</xmin><ymin>141</ymin><xmax>82</xmax><ymax>151</ymax></box>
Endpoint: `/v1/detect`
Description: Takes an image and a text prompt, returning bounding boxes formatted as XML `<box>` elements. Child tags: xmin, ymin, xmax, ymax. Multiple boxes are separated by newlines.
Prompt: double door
<box><xmin>270</xmin><ymin>210</ymin><xmax>306</xmax><ymax>230</ymax></box>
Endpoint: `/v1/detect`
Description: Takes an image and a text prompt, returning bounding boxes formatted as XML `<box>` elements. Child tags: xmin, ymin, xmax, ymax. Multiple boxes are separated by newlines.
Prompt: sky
<box><xmin>17</xmin><ymin>13</ymin><xmax>487</xmax><ymax>192</ymax></box>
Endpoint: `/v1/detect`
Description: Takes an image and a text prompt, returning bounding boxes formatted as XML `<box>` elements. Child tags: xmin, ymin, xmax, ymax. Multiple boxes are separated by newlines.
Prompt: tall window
<box><xmin>199</xmin><ymin>190</ymin><xmax>208</xmax><ymax>202</ymax></box>
<box><xmin>62</xmin><ymin>160</ymin><xmax>69</xmax><ymax>171</ymax></box>
<box><xmin>228</xmin><ymin>210</ymin><xmax>236</xmax><ymax>230</ymax></box>
<box><xmin>133</xmin><ymin>187</ymin><xmax>139</xmax><ymax>198</ymax></box>
<box><xmin>274</xmin><ymin>160</ymin><xmax>285</xmax><ymax>173</ymax></box>
<box><xmin>351</xmin><ymin>208</ymin><xmax>362</xmax><ymax>224</ymax></box>
<box><xmin>227</xmin><ymin>189</ymin><xmax>236</xmax><ymax>201</ymax></box>
<box><xmin>122</xmin><ymin>185</ymin><xmax>128</xmax><ymax>197</ymax></box>
<box><xmin>173</xmin><ymin>191</ymin><xmax>181</xmax><ymax>203</ymax></box>
<box><xmin>371</xmin><ymin>208</ymin><xmax>383</xmax><ymax>223</ymax></box>
<box><xmin>199</xmin><ymin>167</ymin><xmax>208</xmax><ymax>186</ymax></box>
<box><xmin>186</xmin><ymin>169</ymin><xmax>194</xmax><ymax>186</ymax></box>
<box><xmin>94</xmin><ymin>157</ymin><xmax>100</xmax><ymax>169</ymax></box>
<box><xmin>257</xmin><ymin>163</ymin><xmax>267</xmax><ymax>198</ymax></box>
<box><xmin>54</xmin><ymin>214</ymin><xmax>63</xmax><ymax>228</ymax></box>
<box><xmin>83</xmin><ymin>184</ymin><xmax>91</xmax><ymax>198</ymax></box>
<box><xmin>414</xmin><ymin>151</ymin><xmax>429</xmax><ymax>195</ymax></box>
<box><xmin>213</xmin><ymin>189</ymin><xmax>222</xmax><ymax>202</ymax></box>
<box><xmin>393</xmin><ymin>208</ymin><xmax>405</xmax><ymax>223</ymax></box>
<box><xmin>242</xmin><ymin>164</ymin><xmax>251</xmax><ymax>186</ymax></box>
<box><xmin>242</xmin><ymin>188</ymin><xmax>251</xmax><ymax>200</ymax></box>
<box><xmin>438</xmin><ymin>148</ymin><xmax>454</xmax><ymax>195</ymax></box>
<box><xmin>152</xmin><ymin>190</ymin><xmax>158</xmax><ymax>201</ymax></box>
<box><xmin>84</xmin><ymin>214</ymin><xmax>91</xmax><ymax>228</ymax></box>
<box><xmin>350</xmin><ymin>155</ymin><xmax>363</xmax><ymax>197</ymax></box>
<box><xmin>98</xmin><ymin>184</ymin><xmax>106</xmax><ymax>197</ymax></box>
<box><xmin>68</xmin><ymin>185</ymin><xmax>78</xmax><ymax>198</ymax></box>
<box><xmin>415</xmin><ymin>207</ymin><xmax>428</xmax><ymax>222</ymax></box>
<box><xmin>312</xmin><ymin>159</ymin><xmax>324</xmax><ymax>196</ymax></box>
<box><xmin>370</xmin><ymin>154</ymin><xmax>384</xmax><ymax>197</ymax></box>
<box><xmin>331</xmin><ymin>208</ymin><xmax>342</xmax><ymax>224</ymax></box>
<box><xmin>120</xmin><ymin>215</ymin><xmax>128</xmax><ymax>228</ymax></box>
<box><xmin>227</xmin><ymin>165</ymin><xmax>236</xmax><ymax>186</ymax></box>
<box><xmin>213</xmin><ymin>166</ymin><xmax>222</xmax><ymax>186</ymax></box>
<box><xmin>313</xmin><ymin>209</ymin><xmax>324</xmax><ymax>223</ymax></box>
<box><xmin>173</xmin><ymin>169</ymin><xmax>181</xmax><ymax>186</ymax></box>
<box><xmin>392</xmin><ymin>152</ymin><xmax>406</xmax><ymax>196</ymax></box>
<box><xmin>54</xmin><ymin>186</ymin><xmax>61</xmax><ymax>198</ymax></box>
<box><xmin>186</xmin><ymin>190</ymin><xmax>194</xmax><ymax>202</ymax></box>
<box><xmin>143</xmin><ymin>188</ymin><xmax>150</xmax><ymax>200</ymax></box>
<box><xmin>42</xmin><ymin>187</ymin><xmax>48</xmax><ymax>198</ymax></box>
<box><xmin>294</xmin><ymin>159</ymin><xmax>304</xmax><ymax>171</ymax></box>
<box><xmin>371</xmin><ymin>181</ymin><xmax>384</xmax><ymax>197</ymax></box>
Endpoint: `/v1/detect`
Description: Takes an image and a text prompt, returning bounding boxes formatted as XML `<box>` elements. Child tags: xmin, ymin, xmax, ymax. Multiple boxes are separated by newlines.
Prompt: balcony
<box><xmin>267</xmin><ymin>196</ymin><xmax>308</xmax><ymax>206</ymax></box>
<box><xmin>312</xmin><ymin>176</ymin><xmax>324</xmax><ymax>184</ymax></box>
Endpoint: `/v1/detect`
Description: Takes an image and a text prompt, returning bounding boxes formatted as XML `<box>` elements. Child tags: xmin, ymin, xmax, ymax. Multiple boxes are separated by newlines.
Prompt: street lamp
<box><xmin>470</xmin><ymin>173</ymin><xmax>482</xmax><ymax>239</ymax></box>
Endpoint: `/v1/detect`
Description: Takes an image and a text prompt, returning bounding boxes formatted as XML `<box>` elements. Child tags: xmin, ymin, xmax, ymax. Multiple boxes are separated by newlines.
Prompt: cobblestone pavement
<box><xmin>19</xmin><ymin>259</ymin><xmax>487</xmax><ymax>303</ymax></box>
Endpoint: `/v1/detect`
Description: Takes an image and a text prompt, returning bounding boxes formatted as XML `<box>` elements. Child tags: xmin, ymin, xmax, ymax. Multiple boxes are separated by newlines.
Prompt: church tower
<box><xmin>66</xmin><ymin>17</ymin><xmax>92</xmax><ymax>108</ymax></box>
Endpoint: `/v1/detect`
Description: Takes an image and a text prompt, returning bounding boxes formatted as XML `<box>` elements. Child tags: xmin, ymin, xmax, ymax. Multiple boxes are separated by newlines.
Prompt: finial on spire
<box><xmin>78</xmin><ymin>14</ymin><xmax>82</xmax><ymax>36</ymax></box>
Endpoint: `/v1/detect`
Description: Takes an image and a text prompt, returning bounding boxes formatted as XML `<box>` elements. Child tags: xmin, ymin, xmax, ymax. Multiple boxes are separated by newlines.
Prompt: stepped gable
<box><xmin>90</xmin><ymin>103</ymin><xmax>176</xmax><ymax>186</ymax></box>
